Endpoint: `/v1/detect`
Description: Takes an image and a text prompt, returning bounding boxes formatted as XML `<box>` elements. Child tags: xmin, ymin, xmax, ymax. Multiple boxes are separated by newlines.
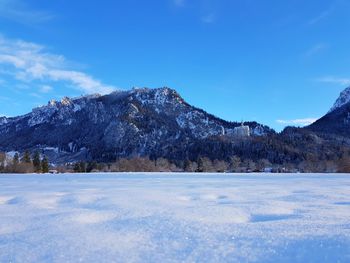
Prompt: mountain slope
<box><xmin>307</xmin><ymin>86</ymin><xmax>350</xmax><ymax>138</ymax></box>
<box><xmin>0</xmin><ymin>87</ymin><xmax>273</xmax><ymax>163</ymax></box>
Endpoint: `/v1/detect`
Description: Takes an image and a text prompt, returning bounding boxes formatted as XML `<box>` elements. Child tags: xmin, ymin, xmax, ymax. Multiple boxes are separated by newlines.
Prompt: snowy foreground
<box><xmin>0</xmin><ymin>173</ymin><xmax>350</xmax><ymax>263</ymax></box>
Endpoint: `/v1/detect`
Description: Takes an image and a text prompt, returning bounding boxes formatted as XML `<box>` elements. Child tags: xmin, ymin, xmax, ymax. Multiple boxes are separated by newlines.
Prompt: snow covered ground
<box><xmin>0</xmin><ymin>173</ymin><xmax>349</xmax><ymax>263</ymax></box>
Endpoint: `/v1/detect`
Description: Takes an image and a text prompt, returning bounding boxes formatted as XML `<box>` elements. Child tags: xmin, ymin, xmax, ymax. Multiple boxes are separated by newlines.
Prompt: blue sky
<box><xmin>0</xmin><ymin>0</ymin><xmax>350</xmax><ymax>131</ymax></box>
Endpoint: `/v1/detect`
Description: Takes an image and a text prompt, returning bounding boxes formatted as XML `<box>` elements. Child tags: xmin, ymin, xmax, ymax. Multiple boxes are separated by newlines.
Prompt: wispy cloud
<box><xmin>0</xmin><ymin>35</ymin><xmax>116</xmax><ymax>95</ymax></box>
<box><xmin>173</xmin><ymin>0</ymin><xmax>185</xmax><ymax>7</ymax></box>
<box><xmin>0</xmin><ymin>0</ymin><xmax>54</xmax><ymax>25</ymax></box>
<box><xmin>276</xmin><ymin>118</ymin><xmax>318</xmax><ymax>126</ymax></box>
<box><xmin>201</xmin><ymin>13</ymin><xmax>215</xmax><ymax>24</ymax></box>
<box><xmin>0</xmin><ymin>95</ymin><xmax>11</xmax><ymax>101</ymax></box>
<box><xmin>40</xmin><ymin>85</ymin><xmax>52</xmax><ymax>93</ymax></box>
<box><xmin>308</xmin><ymin>7</ymin><xmax>333</xmax><ymax>26</ymax></box>
<box><xmin>29</xmin><ymin>92</ymin><xmax>42</xmax><ymax>98</ymax></box>
<box><xmin>173</xmin><ymin>0</ymin><xmax>218</xmax><ymax>24</ymax></box>
<box><xmin>304</xmin><ymin>43</ymin><xmax>328</xmax><ymax>57</ymax></box>
<box><xmin>316</xmin><ymin>76</ymin><xmax>350</xmax><ymax>86</ymax></box>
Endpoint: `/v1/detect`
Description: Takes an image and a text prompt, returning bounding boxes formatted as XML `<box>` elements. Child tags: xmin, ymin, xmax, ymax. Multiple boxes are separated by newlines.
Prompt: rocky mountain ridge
<box><xmin>0</xmin><ymin>87</ymin><xmax>273</xmax><ymax>163</ymax></box>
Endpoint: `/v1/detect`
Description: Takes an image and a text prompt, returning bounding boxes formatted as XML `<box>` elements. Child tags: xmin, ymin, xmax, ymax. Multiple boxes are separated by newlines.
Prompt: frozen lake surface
<box><xmin>0</xmin><ymin>173</ymin><xmax>349</xmax><ymax>263</ymax></box>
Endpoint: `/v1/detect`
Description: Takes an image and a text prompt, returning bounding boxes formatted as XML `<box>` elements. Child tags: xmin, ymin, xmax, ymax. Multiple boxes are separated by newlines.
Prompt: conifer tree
<box><xmin>13</xmin><ymin>153</ymin><xmax>19</xmax><ymax>166</ymax></box>
<box><xmin>11</xmin><ymin>153</ymin><xmax>20</xmax><ymax>173</ymax></box>
<box><xmin>41</xmin><ymin>156</ymin><xmax>49</xmax><ymax>173</ymax></box>
<box><xmin>73</xmin><ymin>163</ymin><xmax>81</xmax><ymax>173</ymax></box>
<box><xmin>22</xmin><ymin>150</ymin><xmax>31</xmax><ymax>163</ymax></box>
<box><xmin>0</xmin><ymin>152</ymin><xmax>5</xmax><ymax>172</ymax></box>
<box><xmin>32</xmin><ymin>151</ymin><xmax>41</xmax><ymax>173</ymax></box>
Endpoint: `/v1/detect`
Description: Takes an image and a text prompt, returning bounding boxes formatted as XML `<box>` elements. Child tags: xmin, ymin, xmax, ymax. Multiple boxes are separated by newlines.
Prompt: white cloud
<box><xmin>316</xmin><ymin>76</ymin><xmax>350</xmax><ymax>86</ymax></box>
<box><xmin>276</xmin><ymin>118</ymin><xmax>318</xmax><ymax>126</ymax></box>
<box><xmin>40</xmin><ymin>85</ymin><xmax>52</xmax><ymax>93</ymax></box>
<box><xmin>0</xmin><ymin>35</ymin><xmax>116</xmax><ymax>94</ymax></box>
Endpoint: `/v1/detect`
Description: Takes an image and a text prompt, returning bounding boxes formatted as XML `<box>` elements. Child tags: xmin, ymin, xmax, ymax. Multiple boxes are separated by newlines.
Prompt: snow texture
<box><xmin>0</xmin><ymin>173</ymin><xmax>349</xmax><ymax>263</ymax></box>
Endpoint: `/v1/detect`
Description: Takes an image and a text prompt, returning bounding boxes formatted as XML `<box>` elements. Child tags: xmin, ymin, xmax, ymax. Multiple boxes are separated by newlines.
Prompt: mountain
<box><xmin>307</xmin><ymin>86</ymin><xmax>350</xmax><ymax>138</ymax></box>
<box><xmin>0</xmin><ymin>87</ymin><xmax>273</xmax><ymax>163</ymax></box>
<box><xmin>2</xmin><ymin>86</ymin><xmax>350</xmax><ymax>172</ymax></box>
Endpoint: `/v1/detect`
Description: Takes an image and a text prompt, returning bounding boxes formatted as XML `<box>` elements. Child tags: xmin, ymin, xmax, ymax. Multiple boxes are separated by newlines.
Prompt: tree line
<box><xmin>1</xmin><ymin>147</ymin><xmax>350</xmax><ymax>174</ymax></box>
<box><xmin>0</xmin><ymin>151</ymin><xmax>49</xmax><ymax>173</ymax></box>
<box><xmin>53</xmin><ymin>154</ymin><xmax>350</xmax><ymax>173</ymax></box>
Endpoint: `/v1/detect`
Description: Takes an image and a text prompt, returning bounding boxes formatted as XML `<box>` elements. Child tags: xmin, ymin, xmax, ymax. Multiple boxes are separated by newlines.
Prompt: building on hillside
<box><xmin>232</xmin><ymin>122</ymin><xmax>250</xmax><ymax>137</ymax></box>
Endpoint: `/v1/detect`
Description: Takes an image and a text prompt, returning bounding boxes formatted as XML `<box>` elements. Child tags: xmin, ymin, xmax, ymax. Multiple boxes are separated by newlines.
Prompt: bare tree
<box><xmin>198</xmin><ymin>157</ymin><xmax>214</xmax><ymax>172</ymax></box>
<box><xmin>213</xmin><ymin>160</ymin><xmax>228</xmax><ymax>172</ymax></box>
<box><xmin>184</xmin><ymin>160</ymin><xmax>198</xmax><ymax>172</ymax></box>
<box><xmin>229</xmin><ymin>156</ymin><xmax>241</xmax><ymax>172</ymax></box>
<box><xmin>155</xmin><ymin>158</ymin><xmax>171</xmax><ymax>172</ymax></box>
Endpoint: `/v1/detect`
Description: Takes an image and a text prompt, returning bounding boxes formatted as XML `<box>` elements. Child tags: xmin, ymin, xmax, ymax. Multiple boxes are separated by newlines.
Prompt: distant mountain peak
<box><xmin>329</xmin><ymin>86</ymin><xmax>350</xmax><ymax>113</ymax></box>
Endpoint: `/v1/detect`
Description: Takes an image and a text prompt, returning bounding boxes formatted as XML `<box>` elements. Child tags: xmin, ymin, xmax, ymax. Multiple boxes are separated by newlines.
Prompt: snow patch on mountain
<box><xmin>28</xmin><ymin>105</ymin><xmax>58</xmax><ymax>127</ymax></box>
<box><xmin>176</xmin><ymin>111</ymin><xmax>222</xmax><ymax>138</ymax></box>
<box><xmin>252</xmin><ymin>125</ymin><xmax>267</xmax><ymax>136</ymax></box>
<box><xmin>329</xmin><ymin>86</ymin><xmax>350</xmax><ymax>112</ymax></box>
<box><xmin>26</xmin><ymin>95</ymin><xmax>100</xmax><ymax>127</ymax></box>
<box><xmin>0</xmin><ymin>117</ymin><xmax>7</xmax><ymax>125</ymax></box>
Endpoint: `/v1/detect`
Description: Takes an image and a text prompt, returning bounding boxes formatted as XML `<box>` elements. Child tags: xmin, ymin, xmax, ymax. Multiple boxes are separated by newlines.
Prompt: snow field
<box><xmin>0</xmin><ymin>173</ymin><xmax>349</xmax><ymax>262</ymax></box>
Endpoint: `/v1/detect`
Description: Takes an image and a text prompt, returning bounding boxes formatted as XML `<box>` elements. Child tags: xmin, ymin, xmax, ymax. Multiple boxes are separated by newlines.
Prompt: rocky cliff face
<box><xmin>0</xmin><ymin>87</ymin><xmax>273</xmax><ymax>163</ymax></box>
